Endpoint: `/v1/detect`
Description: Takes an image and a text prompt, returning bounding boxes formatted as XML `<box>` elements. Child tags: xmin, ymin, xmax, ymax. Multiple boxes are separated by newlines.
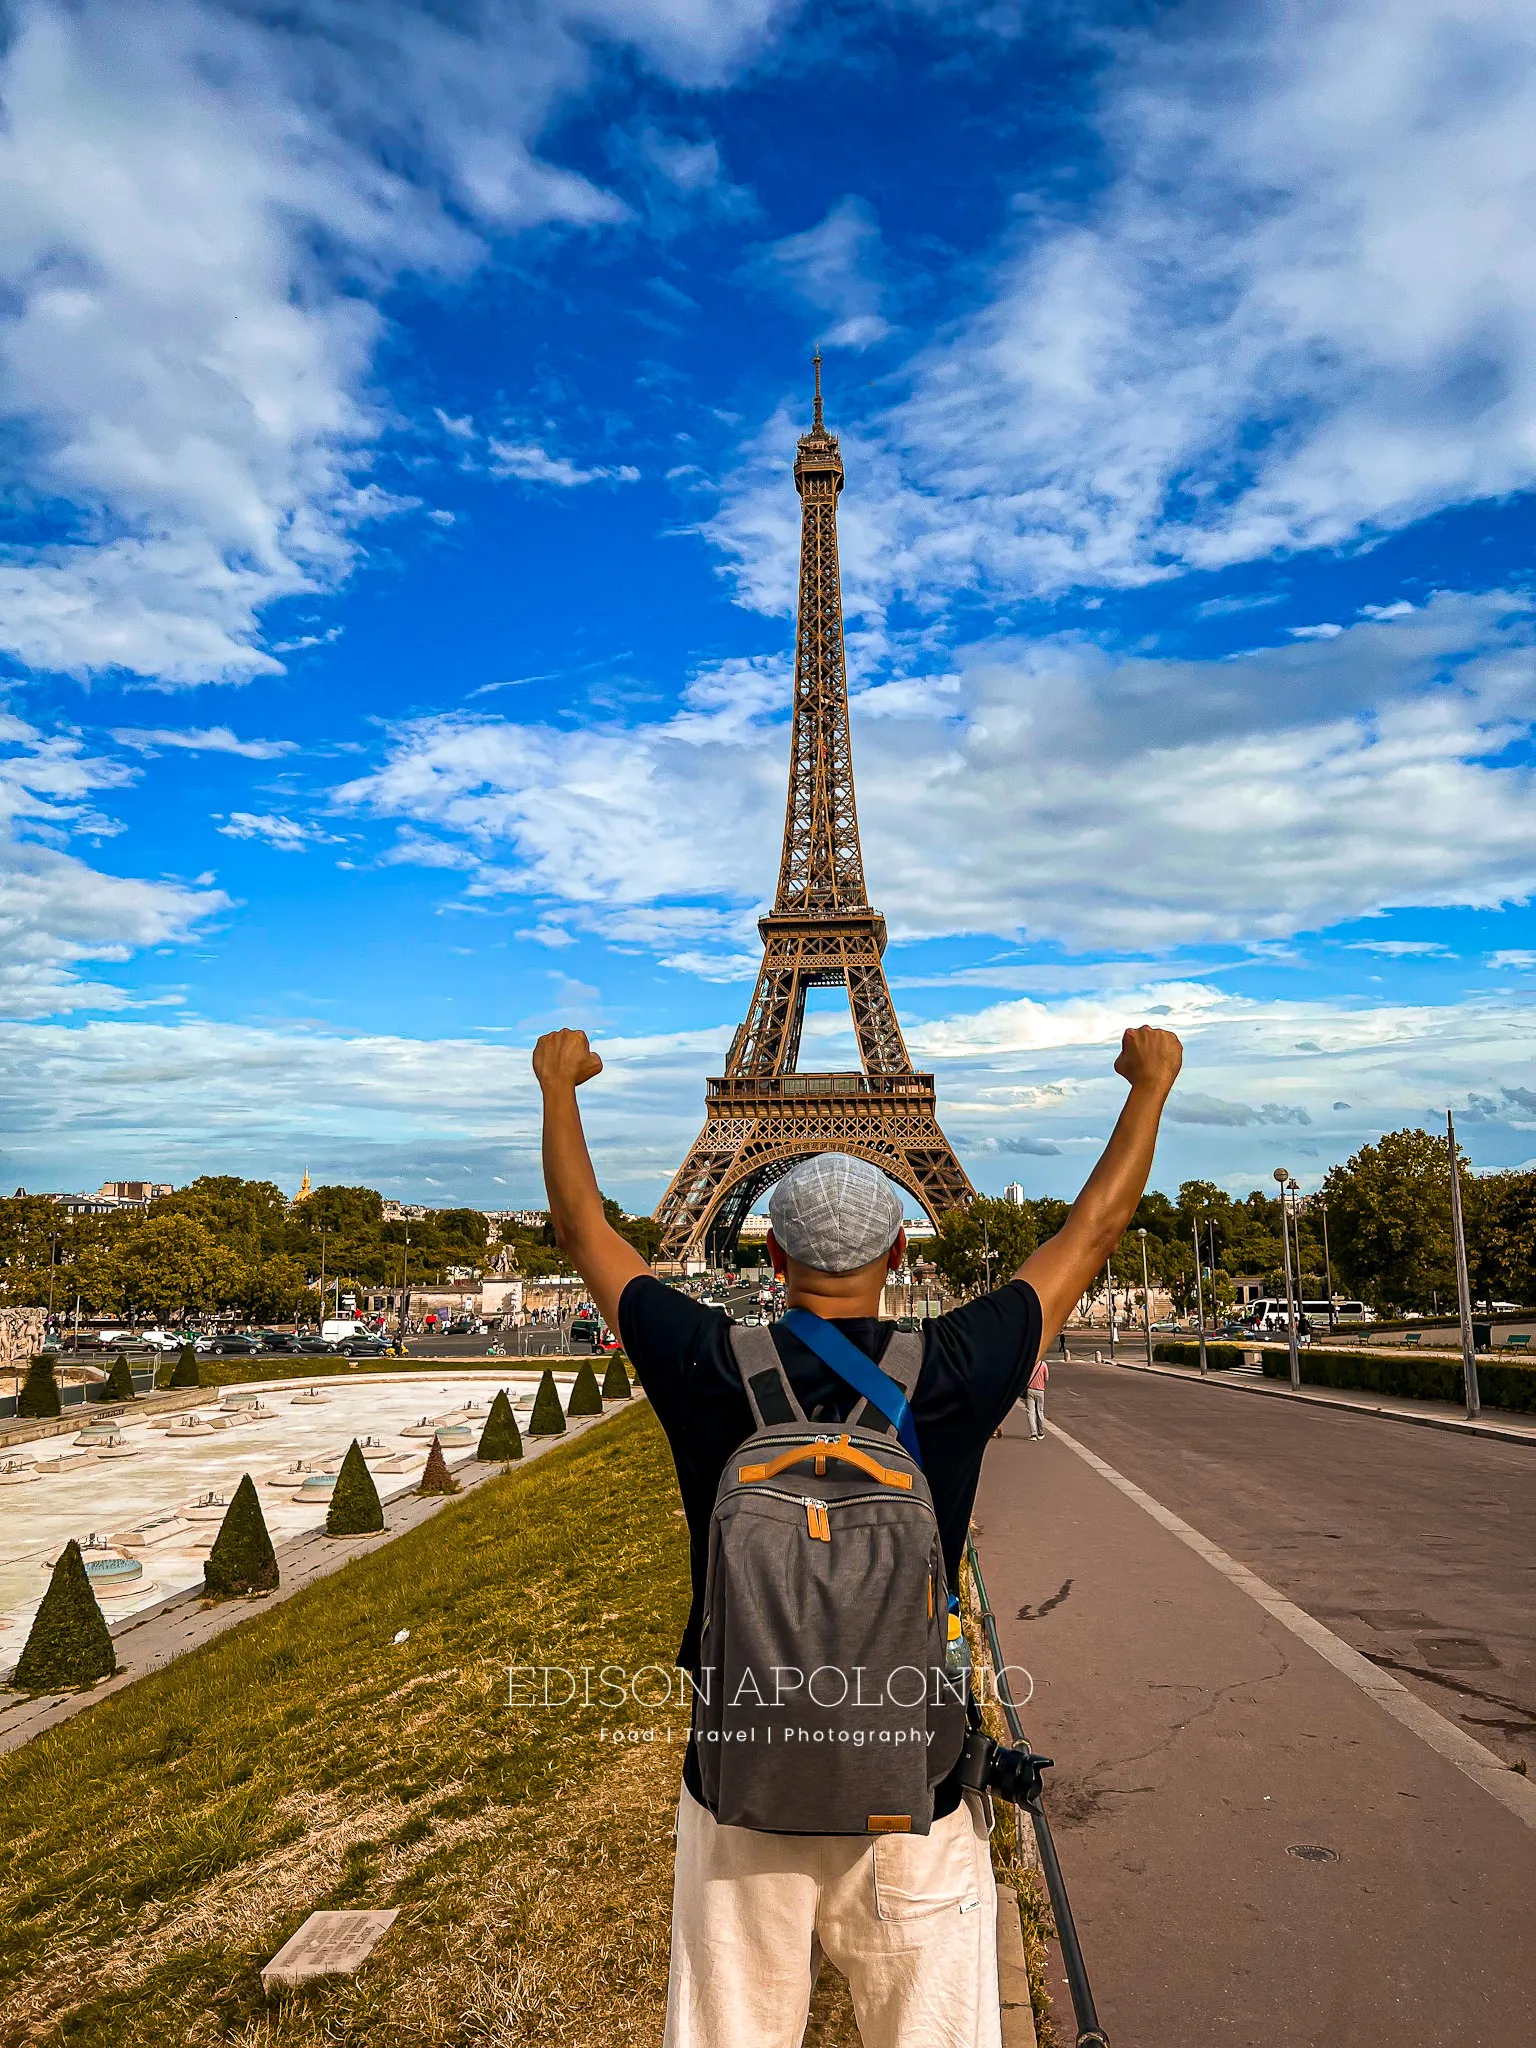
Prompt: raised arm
<box><xmin>534</xmin><ymin>1028</ymin><xmax>649</xmax><ymax>1335</ymax></box>
<box><xmin>1019</xmin><ymin>1026</ymin><xmax>1183</xmax><ymax>1348</ymax></box>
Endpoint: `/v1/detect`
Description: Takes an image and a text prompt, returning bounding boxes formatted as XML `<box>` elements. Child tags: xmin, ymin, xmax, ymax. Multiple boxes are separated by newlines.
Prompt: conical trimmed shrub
<box><xmin>476</xmin><ymin>1391</ymin><xmax>522</xmax><ymax>1462</ymax></box>
<box><xmin>527</xmin><ymin>1368</ymin><xmax>566</xmax><ymax>1436</ymax></box>
<box><xmin>17</xmin><ymin>1355</ymin><xmax>61</xmax><ymax>1419</ymax></box>
<box><xmin>327</xmin><ymin>1439</ymin><xmax>384</xmax><ymax>1536</ymax></box>
<box><xmin>601</xmin><ymin>1353</ymin><xmax>632</xmax><ymax>1401</ymax></box>
<box><xmin>567</xmin><ymin>1358</ymin><xmax>603</xmax><ymax>1416</ymax></box>
<box><xmin>104</xmin><ymin>1353</ymin><xmax>137</xmax><ymax>1403</ymax></box>
<box><xmin>168</xmin><ymin>1342</ymin><xmax>201</xmax><ymax>1389</ymax></box>
<box><xmin>419</xmin><ymin>1435</ymin><xmax>461</xmax><ymax>1492</ymax></box>
<box><xmin>204</xmin><ymin>1475</ymin><xmax>278</xmax><ymax>1597</ymax></box>
<box><xmin>13</xmin><ymin>1541</ymin><xmax>116</xmax><ymax>1692</ymax></box>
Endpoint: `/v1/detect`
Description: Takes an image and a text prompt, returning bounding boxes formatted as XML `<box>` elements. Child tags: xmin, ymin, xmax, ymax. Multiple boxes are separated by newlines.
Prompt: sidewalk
<box><xmin>0</xmin><ymin>1399</ymin><xmax>632</xmax><ymax>1756</ymax></box>
<box><xmin>974</xmin><ymin>1410</ymin><xmax>1536</xmax><ymax>2048</ymax></box>
<box><xmin>1071</xmin><ymin>1348</ymin><xmax>1536</xmax><ymax>1447</ymax></box>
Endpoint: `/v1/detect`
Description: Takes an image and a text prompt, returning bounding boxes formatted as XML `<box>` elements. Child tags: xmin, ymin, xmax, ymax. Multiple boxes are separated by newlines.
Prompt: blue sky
<box><xmin>2</xmin><ymin>0</ymin><xmax>1535</xmax><ymax>1211</ymax></box>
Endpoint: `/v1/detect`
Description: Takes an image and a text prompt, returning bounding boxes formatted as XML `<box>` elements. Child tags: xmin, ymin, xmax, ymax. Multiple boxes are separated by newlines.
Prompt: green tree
<box><xmin>237</xmin><ymin>1254</ymin><xmax>311</xmax><ymax>1324</ymax></box>
<box><xmin>112</xmin><ymin>1214</ymin><xmax>239</xmax><ymax>1321</ymax></box>
<box><xmin>601</xmin><ymin>1353</ymin><xmax>632</xmax><ymax>1400</ymax></box>
<box><xmin>168</xmin><ymin>1343</ymin><xmax>201</xmax><ymax>1389</ymax></box>
<box><xmin>204</xmin><ymin>1476</ymin><xmax>279</xmax><ymax>1596</ymax></box>
<box><xmin>567</xmin><ymin>1358</ymin><xmax>603</xmax><ymax>1415</ymax></box>
<box><xmin>929</xmin><ymin>1197</ymin><xmax>1037</xmax><ymax>1294</ymax></box>
<box><xmin>476</xmin><ymin>1391</ymin><xmax>523</xmax><ymax>1462</ymax></box>
<box><xmin>103</xmin><ymin>1353</ymin><xmax>137</xmax><ymax>1403</ymax></box>
<box><xmin>327</xmin><ymin>1441</ymin><xmax>384</xmax><ymax>1536</ymax></box>
<box><xmin>1322</xmin><ymin>1127</ymin><xmax>1458</xmax><ymax>1312</ymax></box>
<box><xmin>17</xmin><ymin>1355</ymin><xmax>61</xmax><ymax>1418</ymax></box>
<box><xmin>528</xmin><ymin>1369</ymin><xmax>566</xmax><ymax>1436</ymax></box>
<box><xmin>13</xmin><ymin>1541</ymin><xmax>116</xmax><ymax>1691</ymax></box>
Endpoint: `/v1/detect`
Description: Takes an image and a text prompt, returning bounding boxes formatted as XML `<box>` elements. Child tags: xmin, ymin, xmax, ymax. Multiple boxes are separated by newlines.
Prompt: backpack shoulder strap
<box><xmin>727</xmin><ymin>1325</ymin><xmax>810</xmax><ymax>1429</ymax></box>
<box><xmin>852</xmin><ymin>1330</ymin><xmax>923</xmax><ymax>1436</ymax></box>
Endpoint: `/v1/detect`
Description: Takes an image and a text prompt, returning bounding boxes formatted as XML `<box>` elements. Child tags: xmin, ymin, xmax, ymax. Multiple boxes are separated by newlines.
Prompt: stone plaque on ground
<box><xmin>261</xmin><ymin>1908</ymin><xmax>398</xmax><ymax>1992</ymax></box>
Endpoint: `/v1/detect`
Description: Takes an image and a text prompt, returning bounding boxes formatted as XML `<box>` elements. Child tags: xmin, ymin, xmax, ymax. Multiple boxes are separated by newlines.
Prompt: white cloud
<box><xmin>3</xmin><ymin>981</ymin><xmax>1534</xmax><ymax>1204</ymax></box>
<box><xmin>751</xmin><ymin>196</ymin><xmax>892</xmax><ymax>349</ymax></box>
<box><xmin>1345</xmin><ymin>939</ymin><xmax>1451</xmax><ymax>958</ymax></box>
<box><xmin>110</xmin><ymin>725</ymin><xmax>297</xmax><ymax>760</ymax></box>
<box><xmin>0</xmin><ymin>0</ymin><xmax>785</xmax><ymax>683</ymax></box>
<box><xmin>215</xmin><ymin>811</ymin><xmax>335</xmax><ymax>851</ymax></box>
<box><xmin>335</xmin><ymin>594</ymin><xmax>1536</xmax><ymax>959</ymax></box>
<box><xmin>486</xmin><ymin>440</ymin><xmax>642</xmax><ymax>488</ymax></box>
<box><xmin>711</xmin><ymin>0</ymin><xmax>1536</xmax><ymax>611</ymax></box>
<box><xmin>0</xmin><ymin>709</ymin><xmax>226</xmax><ymax>1013</ymax></box>
<box><xmin>1489</xmin><ymin>950</ymin><xmax>1536</xmax><ymax>970</ymax></box>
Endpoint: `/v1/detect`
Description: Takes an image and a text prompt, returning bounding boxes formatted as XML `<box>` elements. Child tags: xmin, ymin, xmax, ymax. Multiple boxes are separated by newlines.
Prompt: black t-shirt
<box><xmin>617</xmin><ymin>1275</ymin><xmax>1043</xmax><ymax>1817</ymax></box>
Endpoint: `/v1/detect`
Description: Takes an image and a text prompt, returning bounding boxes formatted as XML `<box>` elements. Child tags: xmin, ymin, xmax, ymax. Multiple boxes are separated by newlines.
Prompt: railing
<box><xmin>708</xmin><ymin>1071</ymin><xmax>935</xmax><ymax>1102</ymax></box>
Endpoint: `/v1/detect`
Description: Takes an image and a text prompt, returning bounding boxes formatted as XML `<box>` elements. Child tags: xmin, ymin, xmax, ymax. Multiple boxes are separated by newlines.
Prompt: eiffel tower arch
<box><xmin>654</xmin><ymin>358</ymin><xmax>974</xmax><ymax>1267</ymax></box>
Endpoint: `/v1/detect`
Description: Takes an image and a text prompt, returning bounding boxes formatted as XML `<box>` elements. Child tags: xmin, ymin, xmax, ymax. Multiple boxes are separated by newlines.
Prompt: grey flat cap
<box><xmin>769</xmin><ymin>1154</ymin><xmax>905</xmax><ymax>1275</ymax></box>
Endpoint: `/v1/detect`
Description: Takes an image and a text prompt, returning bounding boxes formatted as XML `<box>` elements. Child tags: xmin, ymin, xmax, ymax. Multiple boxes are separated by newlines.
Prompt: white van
<box><xmin>321</xmin><ymin>1318</ymin><xmax>373</xmax><ymax>1344</ymax></box>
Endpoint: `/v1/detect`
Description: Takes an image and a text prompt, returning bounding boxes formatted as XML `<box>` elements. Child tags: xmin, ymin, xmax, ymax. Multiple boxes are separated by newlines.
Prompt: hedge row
<box><xmin>1151</xmin><ymin>1341</ymin><xmax>1249</xmax><ymax>1371</ymax></box>
<box><xmin>1151</xmin><ymin>1337</ymin><xmax>1536</xmax><ymax>1412</ymax></box>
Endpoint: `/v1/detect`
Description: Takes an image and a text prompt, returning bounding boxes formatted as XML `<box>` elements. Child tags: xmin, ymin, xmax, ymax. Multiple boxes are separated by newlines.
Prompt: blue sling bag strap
<box><xmin>781</xmin><ymin>1306</ymin><xmax>924</xmax><ymax>1468</ymax></box>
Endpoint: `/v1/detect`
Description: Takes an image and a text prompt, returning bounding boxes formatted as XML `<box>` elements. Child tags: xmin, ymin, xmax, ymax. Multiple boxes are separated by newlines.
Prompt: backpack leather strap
<box><xmin>728</xmin><ymin>1325</ymin><xmax>809</xmax><ymax>1429</ymax></box>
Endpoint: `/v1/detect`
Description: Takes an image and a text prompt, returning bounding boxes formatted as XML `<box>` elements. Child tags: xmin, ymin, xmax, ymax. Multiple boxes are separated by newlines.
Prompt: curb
<box><xmin>996</xmin><ymin>1885</ymin><xmax>1039</xmax><ymax>2048</ymax></box>
<box><xmin>0</xmin><ymin>1396</ymin><xmax>642</xmax><ymax>1756</ymax></box>
<box><xmin>1094</xmin><ymin>1355</ymin><xmax>1536</xmax><ymax>1448</ymax></box>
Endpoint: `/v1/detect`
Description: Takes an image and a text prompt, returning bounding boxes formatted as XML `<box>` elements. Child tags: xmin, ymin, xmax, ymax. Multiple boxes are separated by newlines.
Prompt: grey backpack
<box><xmin>690</xmin><ymin>1325</ymin><xmax>967</xmax><ymax>1837</ymax></box>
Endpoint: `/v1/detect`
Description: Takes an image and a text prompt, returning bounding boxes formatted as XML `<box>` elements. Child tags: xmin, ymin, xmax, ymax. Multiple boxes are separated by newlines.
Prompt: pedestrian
<box><xmin>533</xmin><ymin>1021</ymin><xmax>1182</xmax><ymax>2048</ymax></box>
<box><xmin>1024</xmin><ymin>1353</ymin><xmax>1048</xmax><ymax>1439</ymax></box>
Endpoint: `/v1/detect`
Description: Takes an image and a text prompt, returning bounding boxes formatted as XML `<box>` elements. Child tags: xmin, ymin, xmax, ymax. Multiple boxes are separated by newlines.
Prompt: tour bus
<box><xmin>1242</xmin><ymin>1297</ymin><xmax>1374</xmax><ymax>1332</ymax></box>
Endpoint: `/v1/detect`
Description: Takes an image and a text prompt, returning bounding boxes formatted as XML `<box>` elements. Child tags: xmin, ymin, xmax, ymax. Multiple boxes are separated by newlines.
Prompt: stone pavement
<box><xmin>0</xmin><ymin>1397</ymin><xmax>634</xmax><ymax>1756</ymax></box>
<box><xmin>974</xmin><ymin>1401</ymin><xmax>1536</xmax><ymax>2048</ymax></box>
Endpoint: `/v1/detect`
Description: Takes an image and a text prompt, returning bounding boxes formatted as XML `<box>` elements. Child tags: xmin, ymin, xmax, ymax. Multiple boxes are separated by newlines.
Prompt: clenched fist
<box><xmin>533</xmin><ymin>1028</ymin><xmax>604</xmax><ymax>1093</ymax></box>
<box><xmin>1114</xmin><ymin>1025</ymin><xmax>1183</xmax><ymax>1095</ymax></box>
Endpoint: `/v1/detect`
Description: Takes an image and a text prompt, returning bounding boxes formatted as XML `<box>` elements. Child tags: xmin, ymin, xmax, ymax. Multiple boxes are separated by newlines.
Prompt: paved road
<box><xmin>974</xmin><ymin>1360</ymin><xmax>1536</xmax><ymax>2046</ymax></box>
<box><xmin>1047</xmin><ymin>1358</ymin><xmax>1536</xmax><ymax>1762</ymax></box>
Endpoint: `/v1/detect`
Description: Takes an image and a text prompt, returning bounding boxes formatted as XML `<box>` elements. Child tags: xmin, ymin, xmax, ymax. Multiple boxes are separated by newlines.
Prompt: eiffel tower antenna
<box><xmin>653</xmin><ymin>361</ymin><xmax>973</xmax><ymax>1267</ymax></box>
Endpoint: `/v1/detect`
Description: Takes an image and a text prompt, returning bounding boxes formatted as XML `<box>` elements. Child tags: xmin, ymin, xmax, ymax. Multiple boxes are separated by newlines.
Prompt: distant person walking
<box><xmin>1024</xmin><ymin>1354</ymin><xmax>1048</xmax><ymax>1439</ymax></box>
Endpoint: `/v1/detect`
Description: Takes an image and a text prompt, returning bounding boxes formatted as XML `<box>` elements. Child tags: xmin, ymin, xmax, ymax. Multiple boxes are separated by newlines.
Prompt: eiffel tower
<box><xmin>653</xmin><ymin>357</ymin><xmax>974</xmax><ymax>1267</ymax></box>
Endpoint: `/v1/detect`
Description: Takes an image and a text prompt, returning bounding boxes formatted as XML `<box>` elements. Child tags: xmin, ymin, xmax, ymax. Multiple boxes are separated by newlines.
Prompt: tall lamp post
<box><xmin>1192</xmin><ymin>1219</ymin><xmax>1209</xmax><ymax>1377</ymax></box>
<box><xmin>1317</xmin><ymin>1196</ymin><xmax>1336</xmax><ymax>1332</ymax></box>
<box><xmin>1137</xmin><ymin>1227</ymin><xmax>1153</xmax><ymax>1368</ymax></box>
<box><xmin>396</xmin><ymin>1225</ymin><xmax>411</xmax><ymax>1354</ymax></box>
<box><xmin>1105</xmin><ymin>1260</ymin><xmax>1117</xmax><ymax>1360</ymax></box>
<box><xmin>1274</xmin><ymin>1167</ymin><xmax>1301</xmax><ymax>1390</ymax></box>
<box><xmin>1447</xmin><ymin>1109</ymin><xmax>1481</xmax><ymax>1420</ymax></box>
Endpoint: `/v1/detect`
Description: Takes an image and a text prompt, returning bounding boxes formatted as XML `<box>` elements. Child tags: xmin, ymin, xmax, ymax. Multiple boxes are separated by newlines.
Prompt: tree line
<box><xmin>3</xmin><ymin>1128</ymin><xmax>1529</xmax><ymax>1324</ymax></box>
<box><xmin>921</xmin><ymin>1127</ymin><xmax>1536</xmax><ymax>1316</ymax></box>
<box><xmin>0</xmin><ymin>1178</ymin><xmax>647</xmax><ymax>1325</ymax></box>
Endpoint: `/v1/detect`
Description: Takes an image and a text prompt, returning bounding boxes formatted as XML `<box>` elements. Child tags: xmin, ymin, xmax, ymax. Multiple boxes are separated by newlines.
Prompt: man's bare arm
<box><xmin>534</xmin><ymin>1028</ymin><xmax>648</xmax><ymax>1335</ymax></box>
<box><xmin>1019</xmin><ymin>1026</ymin><xmax>1183</xmax><ymax>1348</ymax></box>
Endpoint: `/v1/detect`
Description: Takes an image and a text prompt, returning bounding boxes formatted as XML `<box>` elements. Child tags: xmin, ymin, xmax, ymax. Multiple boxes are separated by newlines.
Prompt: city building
<box><xmin>1003</xmin><ymin>1181</ymin><xmax>1025</xmax><ymax>1207</ymax></box>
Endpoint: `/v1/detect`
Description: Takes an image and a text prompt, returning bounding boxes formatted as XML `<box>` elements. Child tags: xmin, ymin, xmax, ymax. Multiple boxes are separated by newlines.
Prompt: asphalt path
<box><xmin>1046</xmin><ymin>1357</ymin><xmax>1536</xmax><ymax>1762</ymax></box>
<box><xmin>974</xmin><ymin>1358</ymin><xmax>1536</xmax><ymax>2046</ymax></box>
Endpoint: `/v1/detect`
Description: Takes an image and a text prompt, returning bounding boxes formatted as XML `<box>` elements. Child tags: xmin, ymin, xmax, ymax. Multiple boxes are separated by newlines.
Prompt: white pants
<box><xmin>663</xmin><ymin>1783</ymin><xmax>1001</xmax><ymax>2048</ymax></box>
<box><xmin>1024</xmin><ymin>1389</ymin><xmax>1046</xmax><ymax>1438</ymax></box>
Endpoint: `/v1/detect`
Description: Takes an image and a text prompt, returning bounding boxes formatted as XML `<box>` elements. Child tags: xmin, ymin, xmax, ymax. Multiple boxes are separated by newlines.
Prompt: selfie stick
<box><xmin>966</xmin><ymin>1533</ymin><xmax>1109</xmax><ymax>2048</ymax></box>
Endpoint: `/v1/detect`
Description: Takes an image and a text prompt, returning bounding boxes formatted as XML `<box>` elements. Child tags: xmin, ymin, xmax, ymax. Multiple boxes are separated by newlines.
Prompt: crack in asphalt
<box><xmin>1360</xmin><ymin>1651</ymin><xmax>1536</xmax><ymax>1734</ymax></box>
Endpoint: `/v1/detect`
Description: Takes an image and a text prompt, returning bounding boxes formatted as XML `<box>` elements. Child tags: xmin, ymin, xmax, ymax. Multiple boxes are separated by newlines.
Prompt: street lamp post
<box><xmin>1318</xmin><ymin>1197</ymin><xmax>1336</xmax><ymax>1332</ymax></box>
<box><xmin>1105</xmin><ymin>1260</ymin><xmax>1117</xmax><ymax>1360</ymax></box>
<box><xmin>1137</xmin><ymin>1227</ymin><xmax>1153</xmax><ymax>1368</ymax></box>
<box><xmin>396</xmin><ymin>1226</ymin><xmax>411</xmax><ymax>1353</ymax></box>
<box><xmin>1192</xmin><ymin>1219</ymin><xmax>1208</xmax><ymax>1376</ymax></box>
<box><xmin>1274</xmin><ymin>1168</ymin><xmax>1301</xmax><ymax>1390</ymax></box>
<box><xmin>1446</xmin><ymin>1109</ymin><xmax>1481</xmax><ymax>1421</ymax></box>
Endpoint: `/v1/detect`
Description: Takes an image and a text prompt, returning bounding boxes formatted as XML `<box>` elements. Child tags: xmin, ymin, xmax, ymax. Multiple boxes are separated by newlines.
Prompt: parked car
<box><xmin>206</xmin><ymin>1335</ymin><xmax>260</xmax><ymax>1357</ymax></box>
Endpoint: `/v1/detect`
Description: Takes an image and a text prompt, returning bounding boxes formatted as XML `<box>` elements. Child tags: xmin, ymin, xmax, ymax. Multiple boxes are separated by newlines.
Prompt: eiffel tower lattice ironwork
<box><xmin>653</xmin><ymin>357</ymin><xmax>974</xmax><ymax>1266</ymax></box>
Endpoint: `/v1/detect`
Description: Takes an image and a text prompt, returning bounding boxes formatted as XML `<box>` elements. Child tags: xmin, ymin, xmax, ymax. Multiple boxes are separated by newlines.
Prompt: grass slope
<box><xmin>0</xmin><ymin>1403</ymin><xmax>872</xmax><ymax>2047</ymax></box>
